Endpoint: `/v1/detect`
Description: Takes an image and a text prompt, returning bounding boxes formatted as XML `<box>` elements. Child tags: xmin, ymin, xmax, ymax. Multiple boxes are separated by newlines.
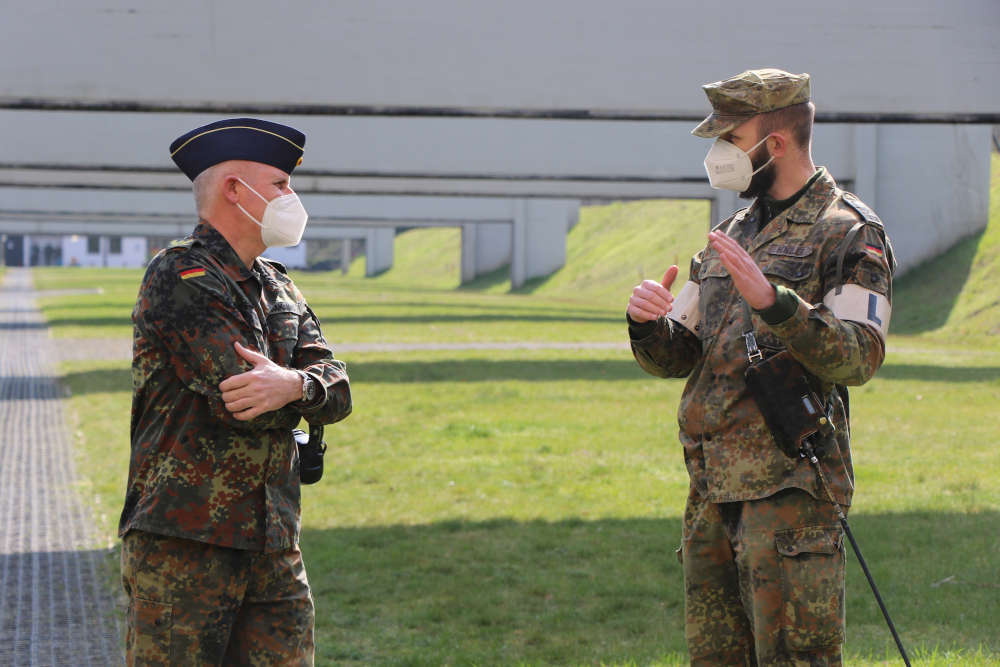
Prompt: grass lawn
<box><xmin>34</xmin><ymin>155</ymin><xmax>1000</xmax><ymax>665</ymax></box>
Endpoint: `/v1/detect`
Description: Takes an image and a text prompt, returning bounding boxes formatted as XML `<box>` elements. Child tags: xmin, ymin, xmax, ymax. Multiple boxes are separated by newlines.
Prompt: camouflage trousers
<box><xmin>121</xmin><ymin>530</ymin><xmax>314</xmax><ymax>666</ymax></box>
<box><xmin>679</xmin><ymin>486</ymin><xmax>846</xmax><ymax>666</ymax></box>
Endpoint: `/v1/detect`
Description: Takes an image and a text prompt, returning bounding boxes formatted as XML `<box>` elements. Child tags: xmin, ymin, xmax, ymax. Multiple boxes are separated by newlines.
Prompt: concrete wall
<box><xmin>2</xmin><ymin>1</ymin><xmax>997</xmax><ymax>116</ymax></box>
<box><xmin>0</xmin><ymin>117</ymin><xmax>992</xmax><ymax>275</ymax></box>
<box><xmin>1</xmin><ymin>1</ymin><xmax>996</xmax><ymax>279</ymax></box>
<box><xmin>62</xmin><ymin>235</ymin><xmax>146</xmax><ymax>268</ymax></box>
<box><xmin>873</xmin><ymin>125</ymin><xmax>993</xmax><ymax>269</ymax></box>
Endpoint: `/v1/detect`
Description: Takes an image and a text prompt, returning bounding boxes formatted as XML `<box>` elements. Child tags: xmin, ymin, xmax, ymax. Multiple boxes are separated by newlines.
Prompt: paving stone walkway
<box><xmin>0</xmin><ymin>268</ymin><xmax>121</xmax><ymax>665</ymax></box>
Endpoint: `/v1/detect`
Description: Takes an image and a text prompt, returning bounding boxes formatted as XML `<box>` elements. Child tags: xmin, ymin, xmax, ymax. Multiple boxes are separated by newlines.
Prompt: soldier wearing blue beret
<box><xmin>119</xmin><ymin>118</ymin><xmax>352</xmax><ymax>665</ymax></box>
<box><xmin>627</xmin><ymin>70</ymin><xmax>895</xmax><ymax>665</ymax></box>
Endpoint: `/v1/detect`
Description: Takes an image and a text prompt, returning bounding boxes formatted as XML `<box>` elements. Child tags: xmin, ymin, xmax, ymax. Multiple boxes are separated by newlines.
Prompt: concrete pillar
<box><xmin>461</xmin><ymin>222</ymin><xmax>512</xmax><ymax>282</ymax></box>
<box><xmin>365</xmin><ymin>228</ymin><xmax>395</xmax><ymax>276</ymax></box>
<box><xmin>510</xmin><ymin>199</ymin><xmax>578</xmax><ymax>288</ymax></box>
<box><xmin>852</xmin><ymin>124</ymin><xmax>879</xmax><ymax>206</ymax></box>
<box><xmin>340</xmin><ymin>239</ymin><xmax>351</xmax><ymax>274</ymax></box>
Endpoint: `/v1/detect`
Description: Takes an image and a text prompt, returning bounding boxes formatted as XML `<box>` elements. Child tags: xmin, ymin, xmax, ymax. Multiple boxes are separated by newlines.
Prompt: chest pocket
<box><xmin>266</xmin><ymin>301</ymin><xmax>302</xmax><ymax>366</ymax></box>
<box><xmin>761</xmin><ymin>259</ymin><xmax>813</xmax><ymax>287</ymax></box>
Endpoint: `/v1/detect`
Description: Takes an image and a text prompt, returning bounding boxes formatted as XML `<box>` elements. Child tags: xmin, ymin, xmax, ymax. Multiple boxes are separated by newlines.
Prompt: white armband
<box><xmin>823</xmin><ymin>284</ymin><xmax>891</xmax><ymax>342</ymax></box>
<box><xmin>667</xmin><ymin>281</ymin><xmax>702</xmax><ymax>335</ymax></box>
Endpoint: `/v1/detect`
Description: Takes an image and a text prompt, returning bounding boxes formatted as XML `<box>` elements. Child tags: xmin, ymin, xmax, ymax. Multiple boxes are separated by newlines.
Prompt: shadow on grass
<box><xmin>891</xmin><ymin>231</ymin><xmax>983</xmax><ymax>335</ymax></box>
<box><xmin>43</xmin><ymin>316</ymin><xmax>131</xmax><ymax>329</ymax></box>
<box><xmin>351</xmin><ymin>358</ymin><xmax>646</xmax><ymax>383</ymax></box>
<box><xmin>300</xmin><ymin>511</ymin><xmax>999</xmax><ymax>665</ymax></box>
<box><xmin>457</xmin><ymin>264</ymin><xmax>512</xmax><ymax>292</ymax></box>
<box><xmin>876</xmin><ymin>364</ymin><xmax>1000</xmax><ymax>383</ymax></box>
<box><xmin>61</xmin><ymin>358</ymin><xmax>648</xmax><ymax>394</ymax></box>
<box><xmin>60</xmin><ymin>355</ymin><xmax>1000</xmax><ymax>393</ymax></box>
<box><xmin>43</xmin><ymin>310</ymin><xmax>622</xmax><ymax>330</ymax></box>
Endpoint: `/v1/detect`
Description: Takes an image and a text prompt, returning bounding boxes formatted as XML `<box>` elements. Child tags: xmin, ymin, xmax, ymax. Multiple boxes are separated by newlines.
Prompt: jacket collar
<box><xmin>191</xmin><ymin>221</ymin><xmax>254</xmax><ymax>282</ymax></box>
<box><xmin>746</xmin><ymin>168</ymin><xmax>836</xmax><ymax>253</ymax></box>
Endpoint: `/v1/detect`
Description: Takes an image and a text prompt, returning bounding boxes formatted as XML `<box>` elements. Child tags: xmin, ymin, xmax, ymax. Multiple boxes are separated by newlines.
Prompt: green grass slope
<box><xmin>368</xmin><ymin>153</ymin><xmax>1000</xmax><ymax>344</ymax></box>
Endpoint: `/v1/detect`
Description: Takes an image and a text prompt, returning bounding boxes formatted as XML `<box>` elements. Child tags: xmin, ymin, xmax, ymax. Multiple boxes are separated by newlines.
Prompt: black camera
<box><xmin>292</xmin><ymin>426</ymin><xmax>327</xmax><ymax>484</ymax></box>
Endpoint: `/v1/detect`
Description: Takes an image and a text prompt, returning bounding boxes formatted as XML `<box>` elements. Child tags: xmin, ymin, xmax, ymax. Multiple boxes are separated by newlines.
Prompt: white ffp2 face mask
<box><xmin>703</xmin><ymin>135</ymin><xmax>774</xmax><ymax>192</ymax></box>
<box><xmin>236</xmin><ymin>178</ymin><xmax>309</xmax><ymax>247</ymax></box>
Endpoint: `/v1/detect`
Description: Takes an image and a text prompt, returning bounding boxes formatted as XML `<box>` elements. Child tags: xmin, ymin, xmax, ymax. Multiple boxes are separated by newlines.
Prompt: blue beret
<box><xmin>169</xmin><ymin>118</ymin><xmax>306</xmax><ymax>181</ymax></box>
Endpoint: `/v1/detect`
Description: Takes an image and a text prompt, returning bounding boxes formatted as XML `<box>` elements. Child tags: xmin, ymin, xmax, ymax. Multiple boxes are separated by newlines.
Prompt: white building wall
<box><xmin>874</xmin><ymin>125</ymin><xmax>992</xmax><ymax>269</ymax></box>
<box><xmin>61</xmin><ymin>235</ymin><xmax>147</xmax><ymax>268</ymax></box>
<box><xmin>2</xmin><ymin>1</ymin><xmax>997</xmax><ymax>116</ymax></box>
<box><xmin>261</xmin><ymin>244</ymin><xmax>308</xmax><ymax>270</ymax></box>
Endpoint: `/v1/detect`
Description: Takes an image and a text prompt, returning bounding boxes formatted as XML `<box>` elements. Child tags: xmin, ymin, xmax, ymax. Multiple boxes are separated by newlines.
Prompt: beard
<box><xmin>739</xmin><ymin>147</ymin><xmax>777</xmax><ymax>200</ymax></box>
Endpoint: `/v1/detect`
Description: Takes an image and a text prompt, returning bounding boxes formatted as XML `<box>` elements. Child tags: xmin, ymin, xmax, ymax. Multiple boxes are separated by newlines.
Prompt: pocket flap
<box><xmin>268</xmin><ymin>300</ymin><xmax>301</xmax><ymax>316</ymax></box>
<box><xmin>762</xmin><ymin>259</ymin><xmax>813</xmax><ymax>282</ymax></box>
<box><xmin>774</xmin><ymin>525</ymin><xmax>842</xmax><ymax>557</ymax></box>
<box><xmin>697</xmin><ymin>259</ymin><xmax>729</xmax><ymax>280</ymax></box>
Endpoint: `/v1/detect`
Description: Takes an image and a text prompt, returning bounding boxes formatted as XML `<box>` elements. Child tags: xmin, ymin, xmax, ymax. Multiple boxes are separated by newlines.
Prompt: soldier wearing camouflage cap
<box><xmin>627</xmin><ymin>69</ymin><xmax>894</xmax><ymax>664</ymax></box>
<box><xmin>119</xmin><ymin>118</ymin><xmax>352</xmax><ymax>665</ymax></box>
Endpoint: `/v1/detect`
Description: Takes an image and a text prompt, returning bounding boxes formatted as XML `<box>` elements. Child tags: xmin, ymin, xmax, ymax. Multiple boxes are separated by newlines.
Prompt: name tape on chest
<box><xmin>667</xmin><ymin>281</ymin><xmax>702</xmax><ymax>334</ymax></box>
<box><xmin>823</xmin><ymin>284</ymin><xmax>891</xmax><ymax>342</ymax></box>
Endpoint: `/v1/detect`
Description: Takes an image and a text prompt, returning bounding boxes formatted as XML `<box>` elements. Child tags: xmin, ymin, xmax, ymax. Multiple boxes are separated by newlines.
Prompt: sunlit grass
<box><xmin>39</xmin><ymin>155</ymin><xmax>1000</xmax><ymax>664</ymax></box>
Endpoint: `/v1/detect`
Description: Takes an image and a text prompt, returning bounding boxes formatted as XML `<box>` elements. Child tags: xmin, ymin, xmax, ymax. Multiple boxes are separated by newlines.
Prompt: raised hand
<box><xmin>707</xmin><ymin>231</ymin><xmax>776</xmax><ymax>310</ymax></box>
<box><xmin>627</xmin><ymin>265</ymin><xmax>679</xmax><ymax>323</ymax></box>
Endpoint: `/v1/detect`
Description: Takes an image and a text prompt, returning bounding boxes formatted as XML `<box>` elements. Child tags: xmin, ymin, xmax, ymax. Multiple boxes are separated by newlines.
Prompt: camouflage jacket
<box><xmin>630</xmin><ymin>170</ymin><xmax>894</xmax><ymax>506</ymax></box>
<box><xmin>119</xmin><ymin>222</ymin><xmax>352</xmax><ymax>552</ymax></box>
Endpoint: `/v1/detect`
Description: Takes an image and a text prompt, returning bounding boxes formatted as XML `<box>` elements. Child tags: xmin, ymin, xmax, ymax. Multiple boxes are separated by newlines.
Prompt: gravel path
<box><xmin>0</xmin><ymin>268</ymin><xmax>121</xmax><ymax>665</ymax></box>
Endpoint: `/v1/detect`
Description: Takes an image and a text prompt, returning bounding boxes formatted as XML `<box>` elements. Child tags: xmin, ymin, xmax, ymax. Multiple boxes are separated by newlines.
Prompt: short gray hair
<box><xmin>192</xmin><ymin>163</ymin><xmax>226</xmax><ymax>216</ymax></box>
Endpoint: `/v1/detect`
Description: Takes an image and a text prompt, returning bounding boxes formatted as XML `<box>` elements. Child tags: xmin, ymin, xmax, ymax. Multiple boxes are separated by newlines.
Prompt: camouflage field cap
<box><xmin>691</xmin><ymin>68</ymin><xmax>810</xmax><ymax>138</ymax></box>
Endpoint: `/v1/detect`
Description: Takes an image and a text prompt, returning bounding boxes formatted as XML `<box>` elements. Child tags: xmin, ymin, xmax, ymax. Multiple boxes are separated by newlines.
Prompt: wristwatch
<box><xmin>297</xmin><ymin>370</ymin><xmax>318</xmax><ymax>404</ymax></box>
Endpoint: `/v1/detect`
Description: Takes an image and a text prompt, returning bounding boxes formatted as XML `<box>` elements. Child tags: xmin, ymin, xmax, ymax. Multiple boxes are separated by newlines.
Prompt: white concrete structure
<box><xmin>1</xmin><ymin>1</ymin><xmax>997</xmax><ymax>280</ymax></box>
<box><xmin>62</xmin><ymin>234</ymin><xmax>147</xmax><ymax>268</ymax></box>
<box><xmin>3</xmin><ymin>1</ymin><xmax>996</xmax><ymax>118</ymax></box>
<box><xmin>260</xmin><ymin>244</ymin><xmax>307</xmax><ymax>270</ymax></box>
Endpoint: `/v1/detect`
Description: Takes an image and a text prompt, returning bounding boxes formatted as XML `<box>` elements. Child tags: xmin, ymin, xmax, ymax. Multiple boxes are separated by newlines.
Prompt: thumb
<box><xmin>234</xmin><ymin>341</ymin><xmax>267</xmax><ymax>366</ymax></box>
<box><xmin>661</xmin><ymin>265</ymin><xmax>679</xmax><ymax>291</ymax></box>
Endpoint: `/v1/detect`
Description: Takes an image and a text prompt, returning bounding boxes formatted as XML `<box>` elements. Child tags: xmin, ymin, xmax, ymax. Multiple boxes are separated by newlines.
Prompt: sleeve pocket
<box><xmin>775</xmin><ymin>525</ymin><xmax>845</xmax><ymax>651</ymax></box>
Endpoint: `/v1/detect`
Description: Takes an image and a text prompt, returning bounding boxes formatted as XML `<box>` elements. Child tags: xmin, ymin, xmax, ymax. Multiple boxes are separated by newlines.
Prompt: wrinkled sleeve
<box><xmin>135</xmin><ymin>255</ymin><xmax>296</xmax><ymax>431</ymax></box>
<box><xmin>628</xmin><ymin>253</ymin><xmax>704</xmax><ymax>379</ymax></box>
<box><xmin>290</xmin><ymin>292</ymin><xmax>352</xmax><ymax>426</ymax></box>
<box><xmin>761</xmin><ymin>224</ymin><xmax>893</xmax><ymax>386</ymax></box>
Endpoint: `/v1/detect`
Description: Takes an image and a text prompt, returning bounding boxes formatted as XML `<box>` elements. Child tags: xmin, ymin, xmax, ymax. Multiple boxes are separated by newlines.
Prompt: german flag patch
<box><xmin>864</xmin><ymin>244</ymin><xmax>884</xmax><ymax>258</ymax></box>
<box><xmin>180</xmin><ymin>268</ymin><xmax>206</xmax><ymax>280</ymax></box>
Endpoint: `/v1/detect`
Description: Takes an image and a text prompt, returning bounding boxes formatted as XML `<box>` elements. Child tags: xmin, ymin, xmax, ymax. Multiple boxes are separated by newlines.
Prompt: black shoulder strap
<box><xmin>834</xmin><ymin>221</ymin><xmax>866</xmax><ymax>296</ymax></box>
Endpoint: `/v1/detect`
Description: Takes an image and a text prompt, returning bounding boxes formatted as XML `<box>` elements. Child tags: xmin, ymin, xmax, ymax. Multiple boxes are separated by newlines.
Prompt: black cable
<box><xmin>804</xmin><ymin>441</ymin><xmax>912</xmax><ymax>666</ymax></box>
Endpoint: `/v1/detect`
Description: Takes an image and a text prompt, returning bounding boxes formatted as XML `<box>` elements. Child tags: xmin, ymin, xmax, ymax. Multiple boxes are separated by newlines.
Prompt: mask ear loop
<box><xmin>747</xmin><ymin>134</ymin><xmax>775</xmax><ymax>176</ymax></box>
<box><xmin>234</xmin><ymin>178</ymin><xmax>268</xmax><ymax>228</ymax></box>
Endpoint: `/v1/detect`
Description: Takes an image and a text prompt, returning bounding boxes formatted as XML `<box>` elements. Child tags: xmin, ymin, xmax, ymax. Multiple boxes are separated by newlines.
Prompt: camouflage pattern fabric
<box><xmin>119</xmin><ymin>221</ymin><xmax>352</xmax><ymax>552</ymax></box>
<box><xmin>692</xmin><ymin>69</ymin><xmax>812</xmax><ymax>138</ymax></box>
<box><xmin>630</xmin><ymin>169</ymin><xmax>894</xmax><ymax>508</ymax></box>
<box><xmin>121</xmin><ymin>529</ymin><xmax>314</xmax><ymax>666</ymax></box>
<box><xmin>680</xmin><ymin>487</ymin><xmax>845</xmax><ymax>666</ymax></box>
